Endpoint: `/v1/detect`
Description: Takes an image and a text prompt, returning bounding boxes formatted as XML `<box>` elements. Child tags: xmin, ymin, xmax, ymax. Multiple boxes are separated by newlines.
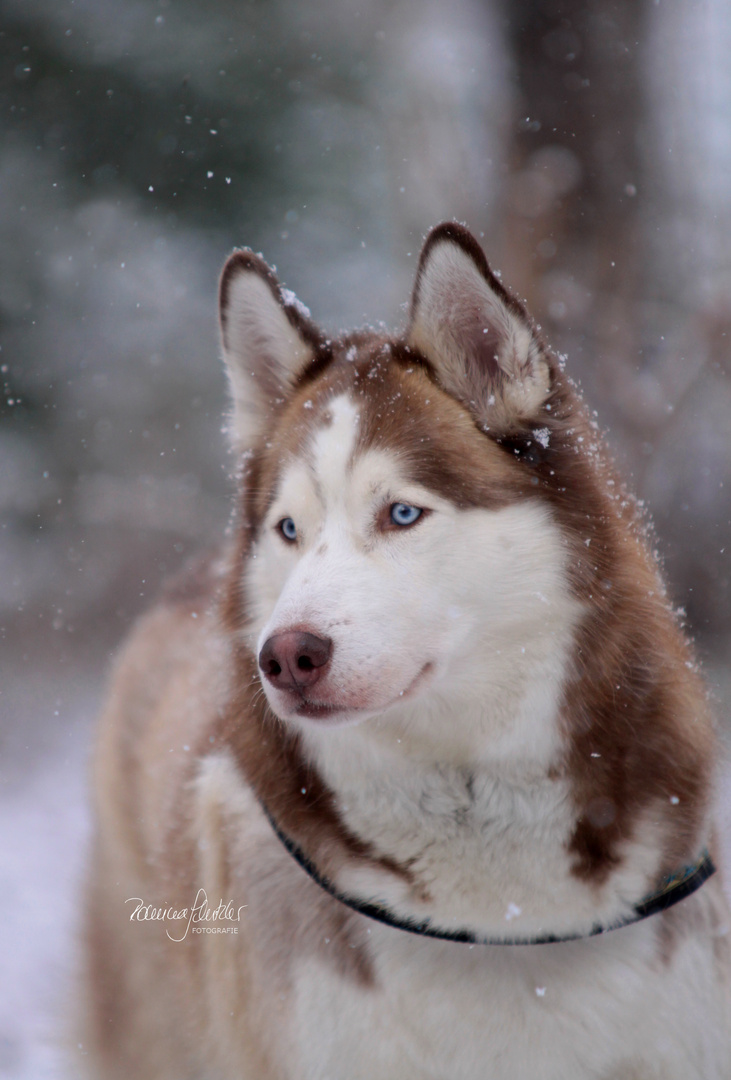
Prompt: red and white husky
<box><xmin>84</xmin><ymin>224</ymin><xmax>731</xmax><ymax>1078</ymax></box>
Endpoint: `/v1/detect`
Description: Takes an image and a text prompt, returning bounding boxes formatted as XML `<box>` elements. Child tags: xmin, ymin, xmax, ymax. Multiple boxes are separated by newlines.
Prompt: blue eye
<box><xmin>390</xmin><ymin>503</ymin><xmax>422</xmax><ymax>527</ymax></box>
<box><xmin>278</xmin><ymin>517</ymin><xmax>297</xmax><ymax>542</ymax></box>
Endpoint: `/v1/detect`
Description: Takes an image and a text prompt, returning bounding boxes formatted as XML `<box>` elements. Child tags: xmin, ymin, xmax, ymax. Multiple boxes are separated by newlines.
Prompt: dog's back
<box><xmin>83</xmin><ymin>224</ymin><xmax>731</xmax><ymax>1079</ymax></box>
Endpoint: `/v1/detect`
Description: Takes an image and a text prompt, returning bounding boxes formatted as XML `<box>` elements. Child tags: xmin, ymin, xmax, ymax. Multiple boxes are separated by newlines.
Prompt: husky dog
<box><xmin>83</xmin><ymin>223</ymin><xmax>731</xmax><ymax>1078</ymax></box>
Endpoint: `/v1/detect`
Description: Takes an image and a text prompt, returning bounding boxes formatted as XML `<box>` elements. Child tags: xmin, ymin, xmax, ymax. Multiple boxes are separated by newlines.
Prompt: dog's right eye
<box><xmin>277</xmin><ymin>517</ymin><xmax>297</xmax><ymax>542</ymax></box>
<box><xmin>390</xmin><ymin>503</ymin><xmax>422</xmax><ymax>527</ymax></box>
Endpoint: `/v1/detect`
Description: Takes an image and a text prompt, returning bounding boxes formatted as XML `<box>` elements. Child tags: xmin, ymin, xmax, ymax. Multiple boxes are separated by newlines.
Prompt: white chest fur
<box><xmin>288</xmin><ymin>916</ymin><xmax>728</xmax><ymax>1080</ymax></box>
<box><xmin>195</xmin><ymin>754</ymin><xmax>730</xmax><ymax>1080</ymax></box>
<box><xmin>298</xmin><ymin>716</ymin><xmax>669</xmax><ymax>943</ymax></box>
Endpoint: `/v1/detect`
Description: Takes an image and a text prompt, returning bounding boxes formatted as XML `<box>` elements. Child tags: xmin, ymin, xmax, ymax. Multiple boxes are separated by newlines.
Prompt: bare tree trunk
<box><xmin>498</xmin><ymin>0</ymin><xmax>731</xmax><ymax>639</ymax></box>
<box><xmin>498</xmin><ymin>0</ymin><xmax>646</xmax><ymax>430</ymax></box>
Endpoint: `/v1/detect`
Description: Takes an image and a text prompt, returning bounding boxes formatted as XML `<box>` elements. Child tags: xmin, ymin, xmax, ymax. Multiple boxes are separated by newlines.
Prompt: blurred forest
<box><xmin>0</xmin><ymin>0</ymin><xmax>730</xmax><ymax>1075</ymax></box>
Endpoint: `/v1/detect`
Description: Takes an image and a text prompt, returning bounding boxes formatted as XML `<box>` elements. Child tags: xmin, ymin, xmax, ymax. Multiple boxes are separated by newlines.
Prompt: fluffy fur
<box><xmin>82</xmin><ymin>223</ymin><xmax>731</xmax><ymax>1078</ymax></box>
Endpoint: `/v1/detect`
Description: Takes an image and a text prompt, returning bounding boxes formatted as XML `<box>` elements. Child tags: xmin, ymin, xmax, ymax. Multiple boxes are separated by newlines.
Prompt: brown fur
<box><xmin>83</xmin><ymin>590</ymin><xmax>375</xmax><ymax>1077</ymax></box>
<box><xmin>218</xmin><ymin>324</ymin><xmax>714</xmax><ymax>893</ymax></box>
<box><xmin>82</xmin><ymin>222</ymin><xmax>726</xmax><ymax>1078</ymax></box>
<box><xmin>212</xmin><ymin>638</ymin><xmax>415</xmax><ymax>890</ymax></box>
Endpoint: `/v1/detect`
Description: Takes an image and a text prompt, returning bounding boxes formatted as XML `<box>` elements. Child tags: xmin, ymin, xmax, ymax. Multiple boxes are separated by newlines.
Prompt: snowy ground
<box><xmin>0</xmin><ymin>618</ymin><xmax>729</xmax><ymax>1078</ymax></box>
<box><xmin>0</xmin><ymin>637</ymin><xmax>100</xmax><ymax>1079</ymax></box>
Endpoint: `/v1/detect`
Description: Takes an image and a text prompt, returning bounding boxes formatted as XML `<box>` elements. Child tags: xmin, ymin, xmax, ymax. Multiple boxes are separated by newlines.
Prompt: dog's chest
<box><xmin>286</xmin><ymin>922</ymin><xmax>666</xmax><ymax>1080</ymax></box>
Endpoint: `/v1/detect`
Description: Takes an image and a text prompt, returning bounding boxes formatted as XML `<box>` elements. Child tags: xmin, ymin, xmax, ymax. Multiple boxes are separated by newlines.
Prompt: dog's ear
<box><xmin>219</xmin><ymin>250</ymin><xmax>321</xmax><ymax>448</ymax></box>
<box><xmin>407</xmin><ymin>223</ymin><xmax>552</xmax><ymax>431</ymax></box>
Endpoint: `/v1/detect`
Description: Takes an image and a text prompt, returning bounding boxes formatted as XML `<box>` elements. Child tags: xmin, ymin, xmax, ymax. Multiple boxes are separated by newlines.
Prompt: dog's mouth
<box><xmin>291</xmin><ymin>662</ymin><xmax>434</xmax><ymax>724</ymax></box>
<box><xmin>296</xmin><ymin>700</ymin><xmax>345</xmax><ymax>720</ymax></box>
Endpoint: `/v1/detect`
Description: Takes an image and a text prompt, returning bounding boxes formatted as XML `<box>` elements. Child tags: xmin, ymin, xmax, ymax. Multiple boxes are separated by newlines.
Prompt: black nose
<box><xmin>259</xmin><ymin>631</ymin><xmax>333</xmax><ymax>692</ymax></box>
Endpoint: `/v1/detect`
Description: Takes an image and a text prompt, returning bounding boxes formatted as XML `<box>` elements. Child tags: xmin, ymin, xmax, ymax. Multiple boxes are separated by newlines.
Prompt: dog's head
<box><xmin>216</xmin><ymin>224</ymin><xmax>714</xmax><ymax>896</ymax></box>
<box><xmin>219</xmin><ymin>224</ymin><xmax>583</xmax><ymax>749</ymax></box>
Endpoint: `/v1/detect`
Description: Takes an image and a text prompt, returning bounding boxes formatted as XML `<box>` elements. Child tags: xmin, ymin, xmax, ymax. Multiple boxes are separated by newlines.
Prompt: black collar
<box><xmin>262</xmin><ymin>804</ymin><xmax>715</xmax><ymax>946</ymax></box>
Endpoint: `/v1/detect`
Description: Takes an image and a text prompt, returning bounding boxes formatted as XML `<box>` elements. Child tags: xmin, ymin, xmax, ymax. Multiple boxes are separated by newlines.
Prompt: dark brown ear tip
<box><xmin>218</xmin><ymin>248</ymin><xmax>280</xmax><ymax>323</ymax></box>
<box><xmin>422</xmin><ymin>220</ymin><xmax>477</xmax><ymax>247</ymax></box>
<box><xmin>218</xmin><ymin>247</ymin><xmax>325</xmax><ymax>355</ymax></box>
<box><xmin>413</xmin><ymin>221</ymin><xmax>530</xmax><ymax>328</ymax></box>
<box><xmin>418</xmin><ymin>222</ymin><xmax>491</xmax><ymax>279</ymax></box>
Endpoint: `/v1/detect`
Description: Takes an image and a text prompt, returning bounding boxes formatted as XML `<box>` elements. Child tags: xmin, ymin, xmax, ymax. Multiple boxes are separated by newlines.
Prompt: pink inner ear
<box><xmin>455</xmin><ymin>306</ymin><xmax>502</xmax><ymax>380</ymax></box>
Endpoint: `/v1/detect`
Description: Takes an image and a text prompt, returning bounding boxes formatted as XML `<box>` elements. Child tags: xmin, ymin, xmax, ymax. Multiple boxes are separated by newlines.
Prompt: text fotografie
<box><xmin>126</xmin><ymin>889</ymin><xmax>246</xmax><ymax>941</ymax></box>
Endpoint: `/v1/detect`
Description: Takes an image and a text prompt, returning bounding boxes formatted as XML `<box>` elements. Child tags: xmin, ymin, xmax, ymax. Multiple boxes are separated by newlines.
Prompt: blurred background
<box><xmin>1</xmin><ymin>0</ymin><xmax>730</xmax><ymax>1074</ymax></box>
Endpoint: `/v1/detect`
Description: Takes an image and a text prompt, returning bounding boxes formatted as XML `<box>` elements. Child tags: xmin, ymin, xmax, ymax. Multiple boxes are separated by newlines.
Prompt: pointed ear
<box><xmin>407</xmin><ymin>223</ymin><xmax>552</xmax><ymax>432</ymax></box>
<box><xmin>219</xmin><ymin>250</ymin><xmax>321</xmax><ymax>448</ymax></box>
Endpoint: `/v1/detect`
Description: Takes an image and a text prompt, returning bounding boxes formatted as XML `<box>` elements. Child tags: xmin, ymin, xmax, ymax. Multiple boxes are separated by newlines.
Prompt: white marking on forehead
<box><xmin>310</xmin><ymin>393</ymin><xmax>359</xmax><ymax>497</ymax></box>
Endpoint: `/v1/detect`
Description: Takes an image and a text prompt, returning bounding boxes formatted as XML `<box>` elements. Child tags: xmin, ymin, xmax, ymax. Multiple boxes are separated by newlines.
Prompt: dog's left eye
<box><xmin>278</xmin><ymin>517</ymin><xmax>297</xmax><ymax>542</ymax></box>
<box><xmin>389</xmin><ymin>503</ymin><xmax>423</xmax><ymax>527</ymax></box>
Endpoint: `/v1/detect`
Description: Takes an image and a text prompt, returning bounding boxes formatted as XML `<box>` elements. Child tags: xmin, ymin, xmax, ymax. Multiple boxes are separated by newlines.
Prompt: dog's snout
<box><xmin>259</xmin><ymin>631</ymin><xmax>333</xmax><ymax>692</ymax></box>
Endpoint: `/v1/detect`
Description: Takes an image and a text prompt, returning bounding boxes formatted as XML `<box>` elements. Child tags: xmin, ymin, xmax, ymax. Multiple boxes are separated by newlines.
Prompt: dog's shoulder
<box><xmin>92</xmin><ymin>548</ymin><xmax>234</xmax><ymax>867</ymax></box>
